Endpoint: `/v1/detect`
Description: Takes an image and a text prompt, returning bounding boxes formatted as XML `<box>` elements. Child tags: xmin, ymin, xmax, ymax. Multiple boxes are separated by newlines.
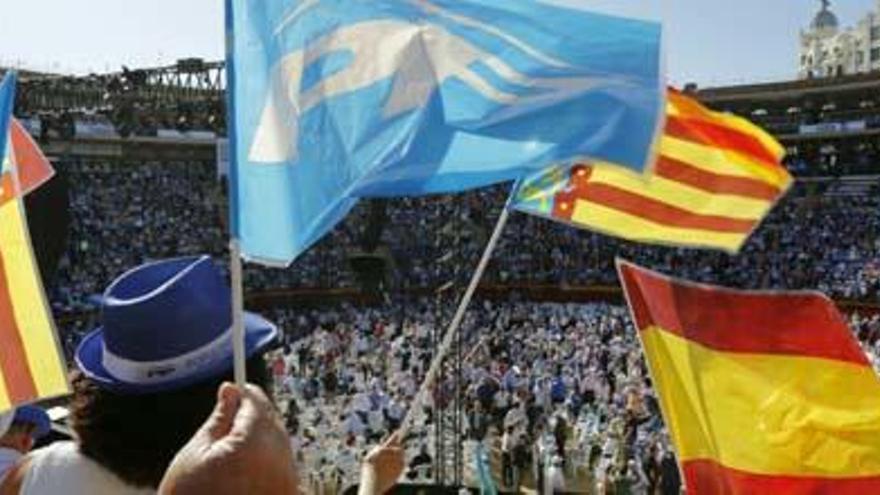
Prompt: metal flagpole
<box><xmin>399</xmin><ymin>204</ymin><xmax>511</xmax><ymax>437</ymax></box>
<box><xmin>230</xmin><ymin>239</ymin><xmax>247</xmax><ymax>387</ymax></box>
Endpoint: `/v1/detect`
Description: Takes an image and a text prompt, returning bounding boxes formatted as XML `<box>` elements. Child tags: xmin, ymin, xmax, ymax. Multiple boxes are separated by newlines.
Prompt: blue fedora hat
<box><xmin>75</xmin><ymin>255</ymin><xmax>278</xmax><ymax>394</ymax></box>
<box><xmin>13</xmin><ymin>405</ymin><xmax>51</xmax><ymax>439</ymax></box>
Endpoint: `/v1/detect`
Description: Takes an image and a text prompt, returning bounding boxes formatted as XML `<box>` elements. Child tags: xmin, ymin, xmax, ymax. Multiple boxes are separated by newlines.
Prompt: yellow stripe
<box><xmin>570</xmin><ymin>199</ymin><xmax>745</xmax><ymax>252</ymax></box>
<box><xmin>588</xmin><ymin>164</ymin><xmax>773</xmax><ymax>220</ymax></box>
<box><xmin>0</xmin><ymin>201</ymin><xmax>69</xmax><ymax>398</ymax></box>
<box><xmin>661</xmin><ymin>135</ymin><xmax>790</xmax><ymax>189</ymax></box>
<box><xmin>642</xmin><ymin>327</ymin><xmax>880</xmax><ymax>477</ymax></box>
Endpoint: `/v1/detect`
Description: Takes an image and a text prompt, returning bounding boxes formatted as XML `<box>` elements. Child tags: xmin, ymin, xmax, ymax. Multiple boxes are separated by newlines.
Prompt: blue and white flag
<box><xmin>227</xmin><ymin>0</ymin><xmax>664</xmax><ymax>265</ymax></box>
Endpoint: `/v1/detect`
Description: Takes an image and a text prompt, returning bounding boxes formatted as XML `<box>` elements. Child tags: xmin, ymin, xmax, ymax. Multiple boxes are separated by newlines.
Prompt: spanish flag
<box><xmin>617</xmin><ymin>260</ymin><xmax>880</xmax><ymax>494</ymax></box>
<box><xmin>0</xmin><ymin>73</ymin><xmax>69</xmax><ymax>411</ymax></box>
<box><xmin>513</xmin><ymin>89</ymin><xmax>792</xmax><ymax>253</ymax></box>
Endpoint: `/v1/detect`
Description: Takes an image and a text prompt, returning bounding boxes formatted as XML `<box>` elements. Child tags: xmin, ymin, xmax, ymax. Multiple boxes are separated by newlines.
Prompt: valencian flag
<box><xmin>227</xmin><ymin>0</ymin><xmax>664</xmax><ymax>265</ymax></box>
<box><xmin>617</xmin><ymin>260</ymin><xmax>880</xmax><ymax>495</ymax></box>
<box><xmin>0</xmin><ymin>118</ymin><xmax>55</xmax><ymax>205</ymax></box>
<box><xmin>513</xmin><ymin>89</ymin><xmax>792</xmax><ymax>253</ymax></box>
<box><xmin>0</xmin><ymin>73</ymin><xmax>69</xmax><ymax>411</ymax></box>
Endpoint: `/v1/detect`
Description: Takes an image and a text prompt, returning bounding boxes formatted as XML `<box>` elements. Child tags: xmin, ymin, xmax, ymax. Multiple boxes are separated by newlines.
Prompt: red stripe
<box><xmin>10</xmin><ymin>119</ymin><xmax>54</xmax><ymax>195</ymax></box>
<box><xmin>683</xmin><ymin>459</ymin><xmax>880</xmax><ymax>495</ymax></box>
<box><xmin>665</xmin><ymin>115</ymin><xmax>780</xmax><ymax>166</ymax></box>
<box><xmin>618</xmin><ymin>261</ymin><xmax>870</xmax><ymax>367</ymax></box>
<box><xmin>0</xmin><ymin>173</ymin><xmax>13</xmax><ymax>208</ymax></box>
<box><xmin>0</xmin><ymin>252</ymin><xmax>38</xmax><ymax>403</ymax></box>
<box><xmin>655</xmin><ymin>155</ymin><xmax>782</xmax><ymax>201</ymax></box>
<box><xmin>582</xmin><ymin>182</ymin><xmax>757</xmax><ymax>233</ymax></box>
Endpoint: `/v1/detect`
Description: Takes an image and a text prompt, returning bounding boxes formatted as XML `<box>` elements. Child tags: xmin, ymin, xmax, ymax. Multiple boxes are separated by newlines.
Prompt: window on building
<box><xmin>872</xmin><ymin>25</ymin><xmax>880</xmax><ymax>39</ymax></box>
<box><xmin>872</xmin><ymin>48</ymin><xmax>880</xmax><ymax>61</ymax></box>
<box><xmin>857</xmin><ymin>51</ymin><xmax>865</xmax><ymax>65</ymax></box>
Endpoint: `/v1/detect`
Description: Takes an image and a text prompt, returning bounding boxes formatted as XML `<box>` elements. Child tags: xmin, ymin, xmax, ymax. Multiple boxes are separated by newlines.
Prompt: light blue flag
<box><xmin>0</xmin><ymin>73</ymin><xmax>15</xmax><ymax>164</ymax></box>
<box><xmin>227</xmin><ymin>0</ymin><xmax>664</xmax><ymax>265</ymax></box>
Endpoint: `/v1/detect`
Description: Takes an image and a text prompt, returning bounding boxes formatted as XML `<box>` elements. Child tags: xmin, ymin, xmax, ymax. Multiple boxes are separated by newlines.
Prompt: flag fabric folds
<box><xmin>0</xmin><ymin>74</ymin><xmax>69</xmax><ymax>412</ymax></box>
<box><xmin>513</xmin><ymin>89</ymin><xmax>792</xmax><ymax>253</ymax></box>
<box><xmin>617</xmin><ymin>259</ymin><xmax>880</xmax><ymax>495</ymax></box>
<box><xmin>227</xmin><ymin>0</ymin><xmax>664</xmax><ymax>265</ymax></box>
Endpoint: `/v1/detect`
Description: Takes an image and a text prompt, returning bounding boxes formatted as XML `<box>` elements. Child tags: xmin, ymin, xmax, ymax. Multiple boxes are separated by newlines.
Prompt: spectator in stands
<box><xmin>406</xmin><ymin>444</ymin><xmax>432</xmax><ymax>481</ymax></box>
<box><xmin>501</xmin><ymin>425</ymin><xmax>516</xmax><ymax>488</ymax></box>
<box><xmin>0</xmin><ymin>256</ymin><xmax>277</xmax><ymax>494</ymax></box>
<box><xmin>0</xmin><ymin>407</ymin><xmax>51</xmax><ymax>480</ymax></box>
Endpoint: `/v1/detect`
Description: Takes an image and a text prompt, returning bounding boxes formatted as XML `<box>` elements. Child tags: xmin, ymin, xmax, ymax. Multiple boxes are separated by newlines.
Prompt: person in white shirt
<box><xmin>343</xmin><ymin>413</ymin><xmax>367</xmax><ymax>438</ymax></box>
<box><xmin>0</xmin><ymin>406</ymin><xmax>50</xmax><ymax>481</ymax></box>
<box><xmin>501</xmin><ymin>426</ymin><xmax>517</xmax><ymax>489</ymax></box>
<box><xmin>0</xmin><ymin>257</ymin><xmax>280</xmax><ymax>495</ymax></box>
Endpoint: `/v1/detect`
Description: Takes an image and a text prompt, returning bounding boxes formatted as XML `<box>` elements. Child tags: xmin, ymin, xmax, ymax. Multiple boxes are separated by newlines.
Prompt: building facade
<box><xmin>799</xmin><ymin>0</ymin><xmax>880</xmax><ymax>79</ymax></box>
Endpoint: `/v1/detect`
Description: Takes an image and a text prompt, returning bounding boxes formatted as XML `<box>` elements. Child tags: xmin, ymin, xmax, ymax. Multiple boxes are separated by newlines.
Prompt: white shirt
<box><xmin>22</xmin><ymin>441</ymin><xmax>154</xmax><ymax>495</ymax></box>
<box><xmin>343</xmin><ymin>414</ymin><xmax>366</xmax><ymax>436</ymax></box>
<box><xmin>0</xmin><ymin>447</ymin><xmax>22</xmax><ymax>482</ymax></box>
<box><xmin>353</xmin><ymin>393</ymin><xmax>372</xmax><ymax>413</ymax></box>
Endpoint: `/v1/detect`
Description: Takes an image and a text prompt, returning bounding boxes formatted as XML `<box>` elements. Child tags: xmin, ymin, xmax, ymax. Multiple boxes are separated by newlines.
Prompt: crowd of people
<box><xmin>35</xmin><ymin>156</ymin><xmax>879</xmax><ymax>493</ymax></box>
<box><xmin>50</xmin><ymin>158</ymin><xmax>880</xmax><ymax>315</ymax></box>
<box><xmin>261</xmin><ymin>298</ymin><xmax>880</xmax><ymax>493</ymax></box>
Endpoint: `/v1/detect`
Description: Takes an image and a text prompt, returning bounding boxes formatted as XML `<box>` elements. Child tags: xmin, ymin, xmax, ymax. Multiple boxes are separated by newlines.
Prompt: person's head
<box><xmin>70</xmin><ymin>256</ymin><xmax>278</xmax><ymax>489</ymax></box>
<box><xmin>0</xmin><ymin>406</ymin><xmax>50</xmax><ymax>454</ymax></box>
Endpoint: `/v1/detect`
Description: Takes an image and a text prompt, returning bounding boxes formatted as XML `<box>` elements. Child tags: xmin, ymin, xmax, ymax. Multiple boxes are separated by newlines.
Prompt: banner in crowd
<box><xmin>0</xmin><ymin>73</ymin><xmax>70</xmax><ymax>412</ymax></box>
<box><xmin>226</xmin><ymin>0</ymin><xmax>664</xmax><ymax>265</ymax></box>
<box><xmin>513</xmin><ymin>89</ymin><xmax>791</xmax><ymax>253</ymax></box>
<box><xmin>617</xmin><ymin>260</ymin><xmax>880</xmax><ymax>494</ymax></box>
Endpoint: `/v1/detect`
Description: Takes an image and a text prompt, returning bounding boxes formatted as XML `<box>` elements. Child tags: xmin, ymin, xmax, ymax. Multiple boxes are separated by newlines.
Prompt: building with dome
<box><xmin>799</xmin><ymin>0</ymin><xmax>880</xmax><ymax>79</ymax></box>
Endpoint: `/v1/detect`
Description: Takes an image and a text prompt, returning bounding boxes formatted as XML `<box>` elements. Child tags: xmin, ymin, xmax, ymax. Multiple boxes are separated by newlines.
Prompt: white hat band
<box><xmin>101</xmin><ymin>326</ymin><xmax>235</xmax><ymax>385</ymax></box>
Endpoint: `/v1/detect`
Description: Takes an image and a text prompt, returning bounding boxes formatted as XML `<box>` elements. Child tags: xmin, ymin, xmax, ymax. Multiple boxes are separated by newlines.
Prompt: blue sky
<box><xmin>0</xmin><ymin>0</ymin><xmax>874</xmax><ymax>86</ymax></box>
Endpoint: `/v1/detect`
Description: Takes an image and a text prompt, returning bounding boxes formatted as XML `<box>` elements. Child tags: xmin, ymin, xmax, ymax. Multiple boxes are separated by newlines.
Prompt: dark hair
<box><xmin>70</xmin><ymin>355</ymin><xmax>271</xmax><ymax>489</ymax></box>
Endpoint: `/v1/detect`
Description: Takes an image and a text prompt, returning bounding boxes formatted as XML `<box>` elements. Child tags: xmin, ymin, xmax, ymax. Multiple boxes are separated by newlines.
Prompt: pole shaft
<box><xmin>230</xmin><ymin>238</ymin><xmax>247</xmax><ymax>386</ymax></box>
<box><xmin>400</xmin><ymin>206</ymin><xmax>511</xmax><ymax>437</ymax></box>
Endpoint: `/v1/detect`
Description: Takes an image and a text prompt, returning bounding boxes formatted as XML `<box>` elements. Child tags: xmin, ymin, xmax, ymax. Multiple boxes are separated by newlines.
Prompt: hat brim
<box><xmin>75</xmin><ymin>312</ymin><xmax>278</xmax><ymax>395</ymax></box>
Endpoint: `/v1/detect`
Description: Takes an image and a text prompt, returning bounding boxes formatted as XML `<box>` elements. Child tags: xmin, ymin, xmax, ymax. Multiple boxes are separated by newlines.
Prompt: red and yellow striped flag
<box><xmin>513</xmin><ymin>89</ymin><xmax>793</xmax><ymax>253</ymax></box>
<box><xmin>617</xmin><ymin>260</ymin><xmax>880</xmax><ymax>494</ymax></box>
<box><xmin>0</xmin><ymin>77</ymin><xmax>69</xmax><ymax>411</ymax></box>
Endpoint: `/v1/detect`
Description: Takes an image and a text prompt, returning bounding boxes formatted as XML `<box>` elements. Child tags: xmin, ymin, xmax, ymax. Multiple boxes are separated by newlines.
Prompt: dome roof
<box><xmin>811</xmin><ymin>1</ymin><xmax>838</xmax><ymax>31</ymax></box>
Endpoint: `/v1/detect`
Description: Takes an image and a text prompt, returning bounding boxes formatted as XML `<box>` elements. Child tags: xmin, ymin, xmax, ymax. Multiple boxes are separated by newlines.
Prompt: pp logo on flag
<box><xmin>248</xmin><ymin>12</ymin><xmax>599</xmax><ymax>164</ymax></box>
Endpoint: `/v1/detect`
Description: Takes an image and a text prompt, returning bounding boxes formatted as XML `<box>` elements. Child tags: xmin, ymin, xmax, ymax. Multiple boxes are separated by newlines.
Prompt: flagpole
<box><xmin>224</xmin><ymin>0</ymin><xmax>246</xmax><ymax>388</ymax></box>
<box><xmin>399</xmin><ymin>204</ymin><xmax>511</xmax><ymax>437</ymax></box>
<box><xmin>230</xmin><ymin>239</ymin><xmax>247</xmax><ymax>387</ymax></box>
